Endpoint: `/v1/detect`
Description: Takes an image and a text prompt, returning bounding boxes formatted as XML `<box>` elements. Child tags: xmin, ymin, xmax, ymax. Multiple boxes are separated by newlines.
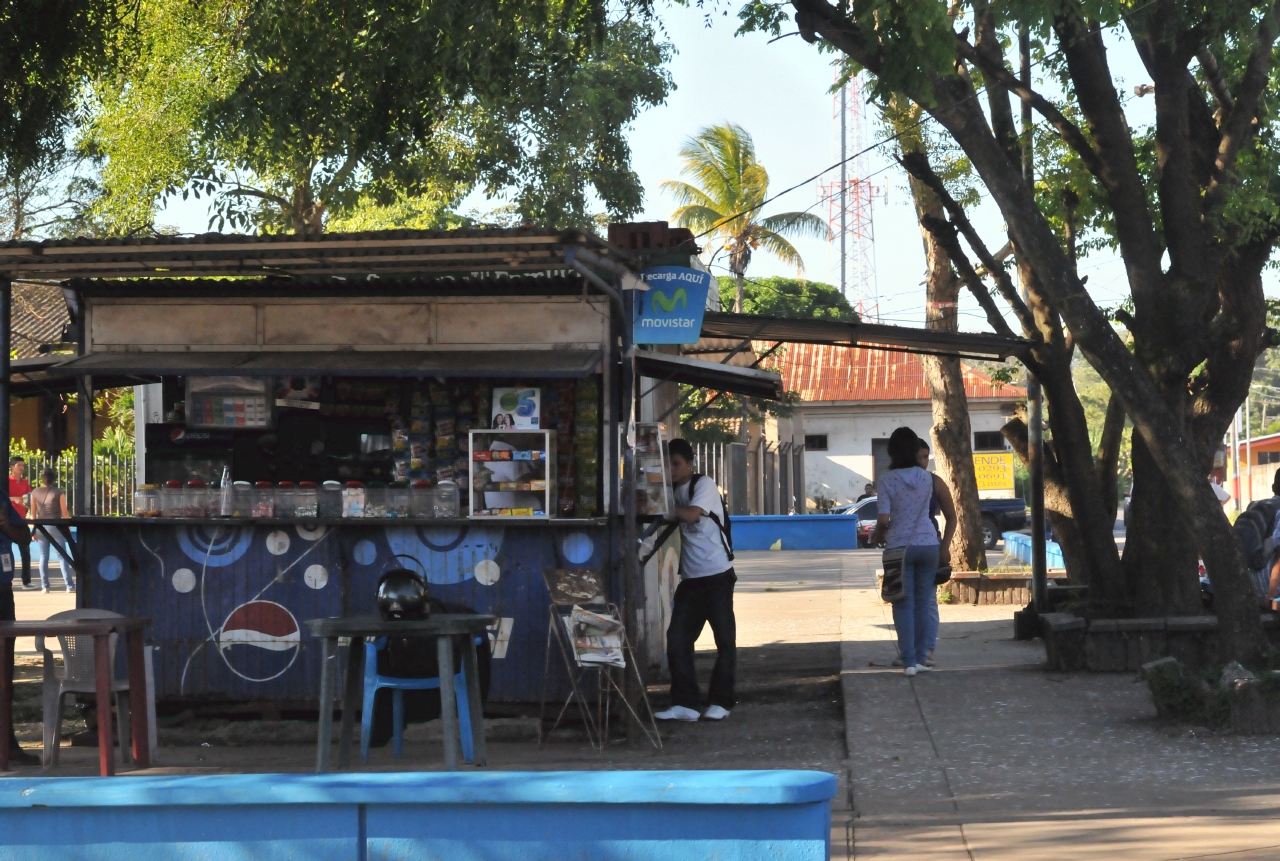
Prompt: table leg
<box><xmin>93</xmin><ymin>633</ymin><xmax>114</xmax><ymax>777</ymax></box>
<box><xmin>0</xmin><ymin>636</ymin><xmax>12</xmax><ymax>772</ymax></box>
<box><xmin>337</xmin><ymin>636</ymin><xmax>363</xmax><ymax>770</ymax></box>
<box><xmin>126</xmin><ymin>629</ymin><xmax>150</xmax><ymax>769</ymax></box>
<box><xmin>315</xmin><ymin>636</ymin><xmax>337</xmax><ymax>773</ymax></box>
<box><xmin>460</xmin><ymin>635</ymin><xmax>487</xmax><ymax>766</ymax></box>
<box><xmin>437</xmin><ymin>635</ymin><xmax>459</xmax><ymax>770</ymax></box>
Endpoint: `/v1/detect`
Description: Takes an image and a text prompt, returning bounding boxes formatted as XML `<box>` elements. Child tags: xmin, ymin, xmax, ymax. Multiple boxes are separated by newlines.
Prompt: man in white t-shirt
<box><xmin>655</xmin><ymin>438</ymin><xmax>736</xmax><ymax>722</ymax></box>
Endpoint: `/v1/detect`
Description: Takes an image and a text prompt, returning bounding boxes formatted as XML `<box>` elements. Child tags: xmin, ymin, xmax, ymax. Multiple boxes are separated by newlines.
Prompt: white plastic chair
<box><xmin>35</xmin><ymin>609</ymin><xmax>156</xmax><ymax>768</ymax></box>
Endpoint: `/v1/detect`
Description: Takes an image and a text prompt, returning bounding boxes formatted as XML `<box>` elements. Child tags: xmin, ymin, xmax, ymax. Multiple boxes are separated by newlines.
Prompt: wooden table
<box><xmin>305</xmin><ymin>614</ymin><xmax>494</xmax><ymax>773</ymax></box>
<box><xmin>0</xmin><ymin>616</ymin><xmax>151</xmax><ymax>775</ymax></box>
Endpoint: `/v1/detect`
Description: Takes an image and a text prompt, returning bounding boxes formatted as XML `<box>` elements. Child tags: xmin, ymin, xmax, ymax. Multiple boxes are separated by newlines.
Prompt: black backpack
<box><xmin>1235</xmin><ymin>498</ymin><xmax>1280</xmax><ymax>571</ymax></box>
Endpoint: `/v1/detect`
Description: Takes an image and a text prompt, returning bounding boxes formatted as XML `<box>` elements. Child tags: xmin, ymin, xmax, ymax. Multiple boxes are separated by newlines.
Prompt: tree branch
<box><xmin>1195</xmin><ymin>47</ymin><xmax>1234</xmax><ymax>114</ymax></box>
<box><xmin>222</xmin><ymin>186</ymin><xmax>293</xmax><ymax>209</ymax></box>
<box><xmin>917</xmin><ymin>211</ymin><xmax>1022</xmax><ymax>342</ymax></box>
<box><xmin>1095</xmin><ymin>391</ymin><xmax>1125</xmax><ymax>513</ymax></box>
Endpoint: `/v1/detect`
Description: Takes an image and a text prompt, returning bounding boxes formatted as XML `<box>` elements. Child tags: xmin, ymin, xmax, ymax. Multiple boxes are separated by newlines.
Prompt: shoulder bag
<box><xmin>880</xmin><ymin>546</ymin><xmax>906</xmax><ymax>603</ymax></box>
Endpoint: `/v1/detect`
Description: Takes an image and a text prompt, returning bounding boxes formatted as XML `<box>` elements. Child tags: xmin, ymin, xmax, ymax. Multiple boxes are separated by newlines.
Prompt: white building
<box><xmin>775</xmin><ymin>343</ymin><xmax>1025</xmax><ymax>508</ymax></box>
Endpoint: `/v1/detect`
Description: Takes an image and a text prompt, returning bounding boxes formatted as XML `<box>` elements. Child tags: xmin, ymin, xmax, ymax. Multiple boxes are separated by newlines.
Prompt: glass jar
<box><xmin>342</xmin><ymin>481</ymin><xmax>365</xmax><ymax>518</ymax></box>
<box><xmin>252</xmin><ymin>481</ymin><xmax>276</xmax><ymax>518</ymax></box>
<box><xmin>364</xmin><ymin>481</ymin><xmax>388</xmax><ymax>518</ymax></box>
<box><xmin>232</xmin><ymin>481</ymin><xmax>254</xmax><ymax>517</ymax></box>
<box><xmin>276</xmin><ymin>481</ymin><xmax>297</xmax><ymax>518</ymax></box>
<box><xmin>433</xmin><ymin>480</ymin><xmax>459</xmax><ymax>519</ymax></box>
<box><xmin>296</xmin><ymin>481</ymin><xmax>319</xmax><ymax>518</ymax></box>
<box><xmin>134</xmin><ymin>484</ymin><xmax>161</xmax><ymax>517</ymax></box>
<box><xmin>185</xmin><ymin>480</ymin><xmax>208</xmax><ymax>518</ymax></box>
<box><xmin>386</xmin><ymin>481</ymin><xmax>410</xmax><ymax>518</ymax></box>
<box><xmin>319</xmin><ymin>481</ymin><xmax>343</xmax><ymax>518</ymax></box>
<box><xmin>161</xmin><ymin>480</ymin><xmax>185</xmax><ymax>518</ymax></box>
<box><xmin>410</xmin><ymin>480</ymin><xmax>434</xmax><ymax>518</ymax></box>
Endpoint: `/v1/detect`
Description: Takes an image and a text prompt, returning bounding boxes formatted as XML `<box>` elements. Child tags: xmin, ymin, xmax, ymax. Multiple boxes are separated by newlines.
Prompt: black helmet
<box><xmin>375</xmin><ymin>568</ymin><xmax>429</xmax><ymax>621</ymax></box>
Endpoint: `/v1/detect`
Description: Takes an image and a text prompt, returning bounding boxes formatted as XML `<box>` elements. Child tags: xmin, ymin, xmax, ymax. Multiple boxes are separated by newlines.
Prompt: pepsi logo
<box><xmin>218</xmin><ymin>600</ymin><xmax>301</xmax><ymax>682</ymax></box>
<box><xmin>170</xmin><ymin>428</ymin><xmax>185</xmax><ymax>443</ymax></box>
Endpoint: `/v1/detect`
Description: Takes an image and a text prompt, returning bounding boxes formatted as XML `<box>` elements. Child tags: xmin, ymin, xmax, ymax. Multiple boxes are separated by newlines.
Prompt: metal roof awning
<box><xmin>48</xmin><ymin>350</ymin><xmax>602</xmax><ymax>379</ymax></box>
<box><xmin>0</xmin><ymin>228</ymin><xmax>633</xmax><ymax>281</ymax></box>
<box><xmin>698</xmin><ymin>312</ymin><xmax>1030</xmax><ymax>362</ymax></box>
<box><xmin>635</xmin><ymin>351</ymin><xmax>783</xmax><ymax>400</ymax></box>
<box><xmin>7</xmin><ymin>355</ymin><xmax>156</xmax><ymax>398</ymax></box>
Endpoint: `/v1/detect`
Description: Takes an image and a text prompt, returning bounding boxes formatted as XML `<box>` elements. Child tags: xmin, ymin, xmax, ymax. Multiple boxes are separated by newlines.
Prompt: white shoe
<box><xmin>924</xmin><ymin>649</ymin><xmax>935</xmax><ymax>667</ymax></box>
<box><xmin>702</xmin><ymin>705</ymin><xmax>730</xmax><ymax>721</ymax></box>
<box><xmin>654</xmin><ymin>705</ymin><xmax>700</xmax><ymax>722</ymax></box>
<box><xmin>891</xmin><ymin>657</ymin><xmax>904</xmax><ymax>667</ymax></box>
<box><xmin>40</xmin><ymin>586</ymin><xmax>48</xmax><ymax>593</ymax></box>
<box><xmin>65</xmin><ymin>585</ymin><xmax>75</xmax><ymax>592</ymax></box>
<box><xmin>904</xmin><ymin>666</ymin><xmax>917</xmax><ymax>677</ymax></box>
<box><xmin>914</xmin><ymin>664</ymin><xmax>932</xmax><ymax>672</ymax></box>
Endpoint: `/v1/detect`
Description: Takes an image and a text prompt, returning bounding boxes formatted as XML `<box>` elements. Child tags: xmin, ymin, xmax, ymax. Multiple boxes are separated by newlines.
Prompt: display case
<box><xmin>469</xmin><ymin>429</ymin><xmax>555</xmax><ymax>518</ymax></box>
<box><xmin>186</xmin><ymin>376</ymin><xmax>274</xmax><ymax>429</ymax></box>
<box><xmin>632</xmin><ymin>422</ymin><xmax>672</xmax><ymax>517</ymax></box>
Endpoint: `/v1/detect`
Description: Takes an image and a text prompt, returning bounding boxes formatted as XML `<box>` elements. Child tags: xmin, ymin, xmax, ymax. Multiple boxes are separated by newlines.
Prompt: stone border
<box><xmin>1042</xmin><ymin>612</ymin><xmax>1280</xmax><ymax>672</ymax></box>
<box><xmin>943</xmin><ymin>571</ymin><xmax>1068</xmax><ymax>606</ymax></box>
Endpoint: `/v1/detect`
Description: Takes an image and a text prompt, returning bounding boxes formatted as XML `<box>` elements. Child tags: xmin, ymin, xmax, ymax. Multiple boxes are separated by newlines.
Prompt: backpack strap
<box><xmin>690</xmin><ymin>474</ymin><xmax>734</xmax><ymax>561</ymax></box>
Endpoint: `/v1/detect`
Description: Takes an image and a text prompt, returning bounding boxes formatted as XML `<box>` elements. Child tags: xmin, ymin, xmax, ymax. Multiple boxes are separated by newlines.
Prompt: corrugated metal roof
<box><xmin>773</xmin><ymin>341</ymin><xmax>1025</xmax><ymax>403</ymax></box>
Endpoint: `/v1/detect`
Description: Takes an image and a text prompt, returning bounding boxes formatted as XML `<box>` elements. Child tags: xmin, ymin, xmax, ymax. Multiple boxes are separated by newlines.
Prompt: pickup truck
<box><xmin>842</xmin><ymin>496</ymin><xmax>1027</xmax><ymax>549</ymax></box>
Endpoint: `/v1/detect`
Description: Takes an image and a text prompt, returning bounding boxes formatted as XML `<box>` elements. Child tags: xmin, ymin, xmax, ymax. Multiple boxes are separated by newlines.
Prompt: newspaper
<box><xmin>562</xmin><ymin>605</ymin><xmax>625</xmax><ymax>668</ymax></box>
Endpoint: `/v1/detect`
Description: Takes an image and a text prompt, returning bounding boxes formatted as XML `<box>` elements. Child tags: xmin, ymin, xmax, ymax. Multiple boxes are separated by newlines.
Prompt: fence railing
<box><xmin>693</xmin><ymin>443</ymin><xmax>728</xmax><ymax>491</ymax></box>
<box><xmin>18</xmin><ymin>452</ymin><xmax>136</xmax><ymax>516</ymax></box>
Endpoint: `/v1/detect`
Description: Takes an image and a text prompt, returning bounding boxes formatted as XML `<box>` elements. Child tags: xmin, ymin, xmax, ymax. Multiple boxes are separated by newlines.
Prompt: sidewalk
<box><xmin>839</xmin><ymin>550</ymin><xmax>1280</xmax><ymax>860</ymax></box>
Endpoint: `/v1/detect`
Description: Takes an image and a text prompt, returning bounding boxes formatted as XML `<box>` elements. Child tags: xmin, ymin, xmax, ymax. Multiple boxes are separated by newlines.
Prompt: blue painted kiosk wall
<box><xmin>0</xmin><ymin>770</ymin><xmax>837</xmax><ymax>861</ymax></box>
<box><xmin>731</xmin><ymin>514</ymin><xmax>860</xmax><ymax>551</ymax></box>
<box><xmin>81</xmin><ymin>521</ymin><xmax>609</xmax><ymax>703</ymax></box>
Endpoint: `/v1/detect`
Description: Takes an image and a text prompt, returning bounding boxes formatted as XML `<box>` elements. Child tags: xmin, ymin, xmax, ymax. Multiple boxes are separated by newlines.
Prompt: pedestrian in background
<box><xmin>30</xmin><ymin>469</ymin><xmax>75</xmax><ymax>593</ymax></box>
<box><xmin>872</xmin><ymin>427</ymin><xmax>956</xmax><ymax>677</ymax></box>
<box><xmin>8</xmin><ymin>458</ymin><xmax>32</xmax><ymax>590</ymax></box>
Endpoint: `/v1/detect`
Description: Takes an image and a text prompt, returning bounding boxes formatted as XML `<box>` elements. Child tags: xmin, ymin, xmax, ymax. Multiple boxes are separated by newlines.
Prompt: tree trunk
<box><xmin>735</xmin><ymin>272</ymin><xmax>745</xmax><ymax>314</ymax></box>
<box><xmin>1122</xmin><ymin>432</ymin><xmax>1202</xmax><ymax>616</ymax></box>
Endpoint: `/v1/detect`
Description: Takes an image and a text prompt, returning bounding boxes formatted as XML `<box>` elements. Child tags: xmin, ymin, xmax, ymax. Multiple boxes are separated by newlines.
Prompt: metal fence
<box><xmin>693</xmin><ymin>442</ymin><xmax>729</xmax><ymax>491</ymax></box>
<box><xmin>18</xmin><ymin>452</ymin><xmax>136</xmax><ymax>516</ymax></box>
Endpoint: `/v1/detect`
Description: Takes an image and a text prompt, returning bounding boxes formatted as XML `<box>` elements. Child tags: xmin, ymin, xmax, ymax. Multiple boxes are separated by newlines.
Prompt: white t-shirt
<box><xmin>674</xmin><ymin>475</ymin><xmax>732</xmax><ymax>579</ymax></box>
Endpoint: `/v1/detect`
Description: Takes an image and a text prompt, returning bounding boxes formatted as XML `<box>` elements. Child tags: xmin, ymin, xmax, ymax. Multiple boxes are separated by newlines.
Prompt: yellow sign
<box><xmin>973</xmin><ymin>451</ymin><xmax>1015</xmax><ymax>492</ymax></box>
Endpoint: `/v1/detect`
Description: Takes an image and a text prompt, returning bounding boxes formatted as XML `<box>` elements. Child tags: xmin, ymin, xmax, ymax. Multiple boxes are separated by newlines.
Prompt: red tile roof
<box><xmin>768</xmin><ymin>341</ymin><xmax>1025</xmax><ymax>403</ymax></box>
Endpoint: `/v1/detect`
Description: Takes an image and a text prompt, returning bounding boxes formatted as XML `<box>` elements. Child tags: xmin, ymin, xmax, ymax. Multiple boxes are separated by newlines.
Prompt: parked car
<box><xmin>843</xmin><ymin>495</ymin><xmax>1026</xmax><ymax>550</ymax></box>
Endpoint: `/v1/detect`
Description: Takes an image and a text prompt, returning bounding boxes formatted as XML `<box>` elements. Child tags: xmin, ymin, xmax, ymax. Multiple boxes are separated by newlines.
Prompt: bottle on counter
<box><xmin>319</xmin><ymin>480</ymin><xmax>343</xmax><ymax>518</ymax></box>
<box><xmin>342</xmin><ymin>481</ymin><xmax>366</xmax><ymax>518</ymax></box>
<box><xmin>134</xmin><ymin>484</ymin><xmax>161</xmax><ymax>518</ymax></box>
<box><xmin>161</xmin><ymin>480</ymin><xmax>185</xmax><ymax>518</ymax></box>
<box><xmin>252</xmin><ymin>481</ymin><xmax>276</xmax><ymax>518</ymax></box>
<box><xmin>433</xmin><ymin>480</ymin><xmax>459</xmax><ymax>518</ymax></box>
<box><xmin>217</xmin><ymin>466</ymin><xmax>233</xmax><ymax>517</ymax></box>
<box><xmin>364</xmin><ymin>481</ymin><xmax>388</xmax><ymax>517</ymax></box>
<box><xmin>185</xmin><ymin>480</ymin><xmax>209</xmax><ymax>518</ymax></box>
<box><xmin>296</xmin><ymin>481</ymin><xmax>319</xmax><ymax>518</ymax></box>
<box><xmin>410</xmin><ymin>480</ymin><xmax>434</xmax><ymax>518</ymax></box>
<box><xmin>387</xmin><ymin>481</ymin><xmax>410</xmax><ymax>518</ymax></box>
<box><xmin>232</xmin><ymin>481</ymin><xmax>254</xmax><ymax>517</ymax></box>
<box><xmin>276</xmin><ymin>481</ymin><xmax>297</xmax><ymax>517</ymax></box>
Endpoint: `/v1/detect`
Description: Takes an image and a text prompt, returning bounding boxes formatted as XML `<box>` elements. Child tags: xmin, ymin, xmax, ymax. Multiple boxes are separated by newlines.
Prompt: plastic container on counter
<box><xmin>252</xmin><ymin>481</ymin><xmax>276</xmax><ymax>518</ymax></box>
<box><xmin>364</xmin><ymin>481</ymin><xmax>388</xmax><ymax>518</ymax></box>
<box><xmin>134</xmin><ymin>484</ymin><xmax>161</xmax><ymax>518</ymax></box>
<box><xmin>410</xmin><ymin>480</ymin><xmax>434</xmax><ymax>518</ymax></box>
<box><xmin>232</xmin><ymin>481</ymin><xmax>254</xmax><ymax>517</ymax></box>
<box><xmin>319</xmin><ymin>481</ymin><xmax>343</xmax><ymax>518</ymax></box>
<box><xmin>386</xmin><ymin>481</ymin><xmax>410</xmax><ymax>518</ymax></box>
<box><xmin>342</xmin><ymin>481</ymin><xmax>365</xmax><ymax>518</ymax></box>
<box><xmin>433</xmin><ymin>480</ymin><xmax>459</xmax><ymax>519</ymax></box>
<box><xmin>211</xmin><ymin>481</ymin><xmax>233</xmax><ymax>517</ymax></box>
<box><xmin>276</xmin><ymin>481</ymin><xmax>297</xmax><ymax>518</ymax></box>
<box><xmin>185</xmin><ymin>480</ymin><xmax>209</xmax><ymax>518</ymax></box>
<box><xmin>296</xmin><ymin>481</ymin><xmax>319</xmax><ymax>518</ymax></box>
<box><xmin>161</xmin><ymin>480</ymin><xmax>185</xmax><ymax>518</ymax></box>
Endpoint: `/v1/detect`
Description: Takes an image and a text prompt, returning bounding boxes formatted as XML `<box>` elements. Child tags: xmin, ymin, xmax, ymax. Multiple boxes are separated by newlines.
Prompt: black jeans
<box><xmin>666</xmin><ymin>569</ymin><xmax>736</xmax><ymax>710</ymax></box>
<box><xmin>16</xmin><ymin>539</ymin><xmax>29</xmax><ymax>586</ymax></box>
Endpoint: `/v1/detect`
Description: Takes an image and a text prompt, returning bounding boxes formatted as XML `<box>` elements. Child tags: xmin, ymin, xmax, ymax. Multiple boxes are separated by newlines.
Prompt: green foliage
<box><xmin>715</xmin><ymin>276</ymin><xmax>857</xmax><ymax>321</ymax></box>
<box><xmin>661</xmin><ymin>123</ymin><xmax>828</xmax><ymax>289</ymax></box>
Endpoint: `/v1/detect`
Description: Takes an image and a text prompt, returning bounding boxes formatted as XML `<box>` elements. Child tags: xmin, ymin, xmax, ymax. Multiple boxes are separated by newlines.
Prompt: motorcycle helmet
<box><xmin>376</xmin><ymin>568</ymin><xmax>429</xmax><ymax>621</ymax></box>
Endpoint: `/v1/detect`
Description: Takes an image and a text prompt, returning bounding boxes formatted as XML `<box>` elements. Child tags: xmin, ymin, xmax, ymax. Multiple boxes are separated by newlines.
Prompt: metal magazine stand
<box><xmin>538</xmin><ymin>568</ymin><xmax>662</xmax><ymax>751</ymax></box>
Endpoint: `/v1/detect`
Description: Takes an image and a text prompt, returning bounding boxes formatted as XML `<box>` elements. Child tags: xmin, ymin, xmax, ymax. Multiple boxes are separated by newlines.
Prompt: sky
<box><xmin>156</xmin><ymin>1</ymin><xmax>1276</xmax><ymax>332</ymax></box>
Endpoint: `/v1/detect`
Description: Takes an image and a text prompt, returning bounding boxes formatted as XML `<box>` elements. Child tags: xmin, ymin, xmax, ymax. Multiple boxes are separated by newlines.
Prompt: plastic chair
<box><xmin>359</xmin><ymin>636</ymin><xmax>477</xmax><ymax>763</ymax></box>
<box><xmin>35</xmin><ymin>609</ymin><xmax>156</xmax><ymax>768</ymax></box>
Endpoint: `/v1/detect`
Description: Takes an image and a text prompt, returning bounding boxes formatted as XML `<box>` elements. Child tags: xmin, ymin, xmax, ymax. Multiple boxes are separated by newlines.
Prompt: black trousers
<box><xmin>16</xmin><ymin>540</ymin><xmax>29</xmax><ymax>586</ymax></box>
<box><xmin>666</xmin><ymin>569</ymin><xmax>736</xmax><ymax>710</ymax></box>
<box><xmin>1</xmin><ymin>582</ymin><xmax>19</xmax><ymax>749</ymax></box>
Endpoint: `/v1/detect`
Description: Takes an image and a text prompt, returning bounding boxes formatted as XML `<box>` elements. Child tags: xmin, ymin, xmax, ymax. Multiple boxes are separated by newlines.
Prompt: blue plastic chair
<box><xmin>359</xmin><ymin>637</ymin><xmax>477</xmax><ymax>763</ymax></box>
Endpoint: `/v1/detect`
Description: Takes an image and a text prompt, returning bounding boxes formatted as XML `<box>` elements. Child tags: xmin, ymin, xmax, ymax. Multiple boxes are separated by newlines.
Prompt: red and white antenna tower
<box><xmin>820</xmin><ymin>70</ymin><xmax>879</xmax><ymax>319</ymax></box>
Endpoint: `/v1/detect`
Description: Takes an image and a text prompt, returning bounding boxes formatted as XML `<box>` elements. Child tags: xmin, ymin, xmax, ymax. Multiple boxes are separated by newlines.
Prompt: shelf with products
<box><xmin>628</xmin><ymin>422</ymin><xmax>673</xmax><ymax>517</ymax></box>
<box><xmin>469</xmin><ymin>429</ymin><xmax>556</xmax><ymax>518</ymax></box>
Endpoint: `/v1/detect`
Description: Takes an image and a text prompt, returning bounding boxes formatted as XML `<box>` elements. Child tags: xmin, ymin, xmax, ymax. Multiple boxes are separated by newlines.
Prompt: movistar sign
<box><xmin>633</xmin><ymin>266</ymin><xmax>712</xmax><ymax>344</ymax></box>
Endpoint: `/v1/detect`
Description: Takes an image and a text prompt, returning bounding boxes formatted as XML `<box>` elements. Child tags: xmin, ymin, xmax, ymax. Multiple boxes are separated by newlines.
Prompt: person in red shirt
<box><xmin>8</xmin><ymin>458</ymin><xmax>31</xmax><ymax>589</ymax></box>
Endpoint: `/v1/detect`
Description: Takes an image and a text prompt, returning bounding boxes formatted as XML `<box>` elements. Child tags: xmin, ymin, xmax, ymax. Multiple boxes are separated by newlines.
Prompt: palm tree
<box><xmin>661</xmin><ymin>123</ymin><xmax>828</xmax><ymax>312</ymax></box>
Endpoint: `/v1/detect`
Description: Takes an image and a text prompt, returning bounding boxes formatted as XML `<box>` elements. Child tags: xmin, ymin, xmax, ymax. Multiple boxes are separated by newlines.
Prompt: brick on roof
<box><xmin>11</xmin><ymin>282</ymin><xmax>68</xmax><ymax>359</ymax></box>
<box><xmin>769</xmin><ymin>341</ymin><xmax>1025</xmax><ymax>402</ymax></box>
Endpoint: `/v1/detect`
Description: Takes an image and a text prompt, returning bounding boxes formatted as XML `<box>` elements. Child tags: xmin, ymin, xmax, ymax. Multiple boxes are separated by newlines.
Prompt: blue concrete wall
<box><xmin>0</xmin><ymin>770</ymin><xmax>837</xmax><ymax>861</ymax></box>
<box><xmin>732</xmin><ymin>514</ymin><xmax>860</xmax><ymax>551</ymax></box>
<box><xmin>1002</xmin><ymin>532</ymin><xmax>1066</xmax><ymax>568</ymax></box>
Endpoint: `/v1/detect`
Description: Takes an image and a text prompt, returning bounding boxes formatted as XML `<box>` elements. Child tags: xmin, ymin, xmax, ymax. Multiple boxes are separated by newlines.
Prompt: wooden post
<box><xmin>76</xmin><ymin>375</ymin><xmax>93</xmax><ymax>516</ymax></box>
<box><xmin>94</xmin><ymin>633</ymin><xmax>114</xmax><ymax>776</ymax></box>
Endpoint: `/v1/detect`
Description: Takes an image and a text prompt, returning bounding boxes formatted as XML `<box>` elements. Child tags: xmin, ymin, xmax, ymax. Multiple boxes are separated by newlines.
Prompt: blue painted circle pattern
<box><xmin>562</xmin><ymin>532</ymin><xmax>594</xmax><ymax>565</ymax></box>
<box><xmin>98</xmin><ymin>555</ymin><xmax>123</xmax><ymax>581</ymax></box>
<box><xmin>353</xmin><ymin>540</ymin><xmax>378</xmax><ymax>566</ymax></box>
<box><xmin>177</xmin><ymin>525</ymin><xmax>254</xmax><ymax>568</ymax></box>
<box><xmin>384</xmin><ymin>525</ymin><xmax>505</xmax><ymax>585</ymax></box>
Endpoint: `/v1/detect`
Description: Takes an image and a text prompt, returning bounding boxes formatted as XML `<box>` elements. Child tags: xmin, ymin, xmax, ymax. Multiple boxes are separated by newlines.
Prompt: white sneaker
<box><xmin>904</xmin><ymin>666</ymin><xmax>917</xmax><ymax>677</ymax></box>
<box><xmin>891</xmin><ymin>657</ymin><xmax>904</xmax><ymax>667</ymax></box>
<box><xmin>654</xmin><ymin>705</ymin><xmax>701</xmax><ymax>721</ymax></box>
<box><xmin>914</xmin><ymin>664</ymin><xmax>932</xmax><ymax>672</ymax></box>
<box><xmin>924</xmin><ymin>649</ymin><xmax>935</xmax><ymax>667</ymax></box>
<box><xmin>40</xmin><ymin>586</ymin><xmax>48</xmax><ymax>593</ymax></box>
<box><xmin>65</xmin><ymin>585</ymin><xmax>75</xmax><ymax>592</ymax></box>
<box><xmin>702</xmin><ymin>705</ymin><xmax>730</xmax><ymax>721</ymax></box>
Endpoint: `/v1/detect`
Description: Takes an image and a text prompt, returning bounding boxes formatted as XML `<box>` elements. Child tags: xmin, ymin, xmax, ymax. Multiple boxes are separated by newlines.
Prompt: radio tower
<box><xmin>821</xmin><ymin>70</ymin><xmax>878</xmax><ymax>319</ymax></box>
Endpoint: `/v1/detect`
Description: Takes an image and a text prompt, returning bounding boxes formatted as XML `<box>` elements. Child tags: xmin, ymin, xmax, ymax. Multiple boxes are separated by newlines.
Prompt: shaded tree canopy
<box><xmin>715</xmin><ymin>274</ymin><xmax>858</xmax><ymax>321</ymax></box>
